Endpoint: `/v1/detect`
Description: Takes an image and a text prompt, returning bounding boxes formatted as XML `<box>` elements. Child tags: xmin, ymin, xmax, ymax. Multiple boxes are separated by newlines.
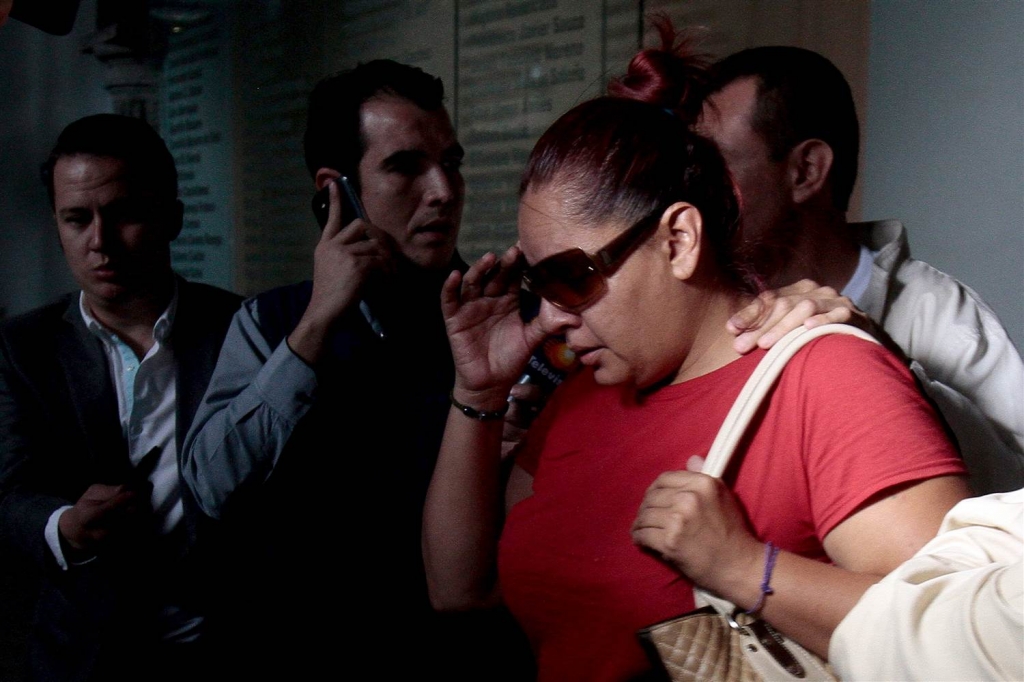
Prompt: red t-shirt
<box><xmin>498</xmin><ymin>335</ymin><xmax>965</xmax><ymax>681</ymax></box>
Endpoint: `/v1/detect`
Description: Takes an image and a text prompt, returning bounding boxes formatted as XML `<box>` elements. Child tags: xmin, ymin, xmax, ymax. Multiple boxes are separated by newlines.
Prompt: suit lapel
<box><xmin>59</xmin><ymin>299</ymin><xmax>130</xmax><ymax>484</ymax></box>
<box><xmin>172</xmin><ymin>280</ymin><xmax>219</xmax><ymax>457</ymax></box>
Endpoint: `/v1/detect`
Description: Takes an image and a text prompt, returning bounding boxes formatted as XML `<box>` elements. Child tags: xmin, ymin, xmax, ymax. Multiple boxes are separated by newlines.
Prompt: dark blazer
<box><xmin>0</xmin><ymin>280</ymin><xmax>241</xmax><ymax>682</ymax></box>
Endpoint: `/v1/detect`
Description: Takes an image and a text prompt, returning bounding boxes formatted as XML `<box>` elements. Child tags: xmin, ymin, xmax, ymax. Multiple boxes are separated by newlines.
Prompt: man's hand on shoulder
<box><xmin>728</xmin><ymin>279</ymin><xmax>879</xmax><ymax>353</ymax></box>
<box><xmin>57</xmin><ymin>482</ymin><xmax>152</xmax><ymax>560</ymax></box>
<box><xmin>289</xmin><ymin>181</ymin><xmax>394</xmax><ymax>365</ymax></box>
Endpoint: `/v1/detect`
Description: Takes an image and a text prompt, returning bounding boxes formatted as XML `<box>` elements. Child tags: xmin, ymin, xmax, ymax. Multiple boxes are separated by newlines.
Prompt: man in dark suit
<box><xmin>0</xmin><ymin>114</ymin><xmax>240</xmax><ymax>682</ymax></box>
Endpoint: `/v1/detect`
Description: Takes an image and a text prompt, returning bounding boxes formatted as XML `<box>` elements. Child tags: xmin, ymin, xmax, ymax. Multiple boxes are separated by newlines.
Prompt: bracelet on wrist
<box><xmin>745</xmin><ymin>541</ymin><xmax>780</xmax><ymax>615</ymax></box>
<box><xmin>449</xmin><ymin>389</ymin><xmax>510</xmax><ymax>421</ymax></box>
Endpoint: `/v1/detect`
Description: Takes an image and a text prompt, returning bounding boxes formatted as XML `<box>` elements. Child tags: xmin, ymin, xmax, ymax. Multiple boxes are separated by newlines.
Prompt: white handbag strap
<box><xmin>700</xmin><ymin>324</ymin><xmax>880</xmax><ymax>479</ymax></box>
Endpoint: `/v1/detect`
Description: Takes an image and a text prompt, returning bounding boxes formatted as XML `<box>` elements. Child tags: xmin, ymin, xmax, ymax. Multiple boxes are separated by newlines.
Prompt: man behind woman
<box><xmin>423</xmin><ymin>28</ymin><xmax>970</xmax><ymax>681</ymax></box>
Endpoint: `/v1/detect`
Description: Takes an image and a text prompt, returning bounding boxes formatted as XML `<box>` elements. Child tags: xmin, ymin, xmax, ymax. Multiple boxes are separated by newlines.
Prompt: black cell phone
<box><xmin>310</xmin><ymin>176</ymin><xmax>387</xmax><ymax>340</ymax></box>
<box><xmin>125</xmin><ymin>446</ymin><xmax>162</xmax><ymax>490</ymax></box>
<box><xmin>311</xmin><ymin>175</ymin><xmax>367</xmax><ymax>229</ymax></box>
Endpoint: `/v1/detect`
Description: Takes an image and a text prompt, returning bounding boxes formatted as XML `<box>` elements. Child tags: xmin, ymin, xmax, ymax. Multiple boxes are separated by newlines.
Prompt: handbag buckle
<box><xmin>725</xmin><ymin>608</ymin><xmax>745</xmax><ymax>632</ymax></box>
<box><xmin>731</xmin><ymin>608</ymin><xmax>807</xmax><ymax>678</ymax></box>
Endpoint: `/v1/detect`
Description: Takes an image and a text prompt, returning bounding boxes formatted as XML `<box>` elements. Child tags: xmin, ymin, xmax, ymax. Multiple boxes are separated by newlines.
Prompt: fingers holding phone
<box><xmin>291</xmin><ymin>178</ymin><xmax>393</xmax><ymax>364</ymax></box>
<box><xmin>320</xmin><ymin>175</ymin><xmax>395</xmax><ymax>287</ymax></box>
<box><xmin>57</xmin><ymin>447</ymin><xmax>163</xmax><ymax>560</ymax></box>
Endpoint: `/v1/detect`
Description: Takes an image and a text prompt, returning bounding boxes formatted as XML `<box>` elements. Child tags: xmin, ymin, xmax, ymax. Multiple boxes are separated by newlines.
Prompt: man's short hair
<box><xmin>303</xmin><ymin>59</ymin><xmax>445</xmax><ymax>183</ymax></box>
<box><xmin>707</xmin><ymin>46</ymin><xmax>859</xmax><ymax>212</ymax></box>
<box><xmin>41</xmin><ymin>114</ymin><xmax>178</xmax><ymax>207</ymax></box>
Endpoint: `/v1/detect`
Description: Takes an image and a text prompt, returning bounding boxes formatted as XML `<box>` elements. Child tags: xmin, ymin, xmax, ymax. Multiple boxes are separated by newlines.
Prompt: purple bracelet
<box><xmin>745</xmin><ymin>541</ymin><xmax>780</xmax><ymax>615</ymax></box>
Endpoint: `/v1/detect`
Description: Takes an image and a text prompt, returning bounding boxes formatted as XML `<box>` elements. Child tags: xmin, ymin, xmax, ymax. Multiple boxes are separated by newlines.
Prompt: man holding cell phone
<box><xmin>181</xmin><ymin>61</ymin><xmax>536</xmax><ymax>678</ymax></box>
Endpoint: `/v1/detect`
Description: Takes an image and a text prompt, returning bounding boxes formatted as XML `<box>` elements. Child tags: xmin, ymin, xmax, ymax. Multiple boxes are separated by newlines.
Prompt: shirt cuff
<box><xmin>45</xmin><ymin>506</ymin><xmax>73</xmax><ymax>570</ymax></box>
<box><xmin>255</xmin><ymin>340</ymin><xmax>318</xmax><ymax>425</ymax></box>
<box><xmin>45</xmin><ymin>506</ymin><xmax>99</xmax><ymax>570</ymax></box>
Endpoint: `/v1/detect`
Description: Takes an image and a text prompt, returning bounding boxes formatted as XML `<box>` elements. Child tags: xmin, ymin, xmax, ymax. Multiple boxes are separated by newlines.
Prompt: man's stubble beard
<box><xmin>733</xmin><ymin>207</ymin><xmax>804</xmax><ymax>289</ymax></box>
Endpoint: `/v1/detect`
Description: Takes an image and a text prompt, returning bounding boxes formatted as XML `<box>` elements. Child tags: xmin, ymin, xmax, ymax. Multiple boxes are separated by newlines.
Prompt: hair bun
<box><xmin>607</xmin><ymin>17</ymin><xmax>709</xmax><ymax>120</ymax></box>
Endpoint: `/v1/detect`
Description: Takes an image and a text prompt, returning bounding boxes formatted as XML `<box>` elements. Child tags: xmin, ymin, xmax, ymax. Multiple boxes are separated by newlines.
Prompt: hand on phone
<box><xmin>58</xmin><ymin>446</ymin><xmax>165</xmax><ymax>556</ymax></box>
<box><xmin>289</xmin><ymin>179</ymin><xmax>393</xmax><ymax>364</ymax></box>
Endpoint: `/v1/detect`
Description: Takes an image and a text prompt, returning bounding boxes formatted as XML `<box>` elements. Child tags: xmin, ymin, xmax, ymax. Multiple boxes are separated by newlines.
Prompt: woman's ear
<box><xmin>662</xmin><ymin>202</ymin><xmax>703</xmax><ymax>282</ymax></box>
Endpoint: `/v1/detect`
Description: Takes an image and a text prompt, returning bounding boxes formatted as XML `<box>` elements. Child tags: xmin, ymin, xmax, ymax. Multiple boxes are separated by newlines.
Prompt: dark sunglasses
<box><xmin>521</xmin><ymin>209</ymin><xmax>664</xmax><ymax>314</ymax></box>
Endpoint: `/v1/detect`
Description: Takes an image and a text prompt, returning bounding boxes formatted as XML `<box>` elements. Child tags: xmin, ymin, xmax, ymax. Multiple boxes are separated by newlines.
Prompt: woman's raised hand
<box><xmin>442</xmin><ymin>246</ymin><xmax>547</xmax><ymax>401</ymax></box>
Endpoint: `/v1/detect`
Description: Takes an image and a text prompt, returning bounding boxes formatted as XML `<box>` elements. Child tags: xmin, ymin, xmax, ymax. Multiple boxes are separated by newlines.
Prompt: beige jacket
<box><xmin>830</xmin><ymin>489</ymin><xmax>1023</xmax><ymax>680</ymax></box>
<box><xmin>854</xmin><ymin>220</ymin><xmax>1024</xmax><ymax>494</ymax></box>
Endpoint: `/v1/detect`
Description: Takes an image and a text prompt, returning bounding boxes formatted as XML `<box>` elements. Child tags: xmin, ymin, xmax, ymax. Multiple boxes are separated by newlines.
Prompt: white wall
<box><xmin>0</xmin><ymin>0</ymin><xmax>111</xmax><ymax>318</ymax></box>
<box><xmin>862</xmin><ymin>0</ymin><xmax>1024</xmax><ymax>352</ymax></box>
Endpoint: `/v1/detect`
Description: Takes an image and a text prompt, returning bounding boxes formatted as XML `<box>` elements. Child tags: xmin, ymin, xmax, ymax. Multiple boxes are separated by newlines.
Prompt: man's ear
<box><xmin>787</xmin><ymin>139</ymin><xmax>833</xmax><ymax>205</ymax></box>
<box><xmin>168</xmin><ymin>199</ymin><xmax>184</xmax><ymax>242</ymax></box>
<box><xmin>661</xmin><ymin>202</ymin><xmax>703</xmax><ymax>282</ymax></box>
<box><xmin>314</xmin><ymin>168</ymin><xmax>341</xmax><ymax>191</ymax></box>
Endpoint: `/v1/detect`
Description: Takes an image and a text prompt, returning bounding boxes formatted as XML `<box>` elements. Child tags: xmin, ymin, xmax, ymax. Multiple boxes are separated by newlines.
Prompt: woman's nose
<box><xmin>536</xmin><ymin>298</ymin><xmax>582</xmax><ymax>336</ymax></box>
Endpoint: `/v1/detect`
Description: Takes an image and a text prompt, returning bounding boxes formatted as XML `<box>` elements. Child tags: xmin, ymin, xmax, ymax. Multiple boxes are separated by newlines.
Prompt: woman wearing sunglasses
<box><xmin>423</xmin><ymin>37</ymin><xmax>969</xmax><ymax>681</ymax></box>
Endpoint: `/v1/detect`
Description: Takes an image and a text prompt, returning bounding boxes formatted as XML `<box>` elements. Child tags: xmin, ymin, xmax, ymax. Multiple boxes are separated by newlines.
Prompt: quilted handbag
<box><xmin>638</xmin><ymin>324</ymin><xmax>880</xmax><ymax>682</ymax></box>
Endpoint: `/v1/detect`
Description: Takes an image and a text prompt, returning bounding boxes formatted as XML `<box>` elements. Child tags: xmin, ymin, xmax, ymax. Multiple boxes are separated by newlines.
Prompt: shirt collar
<box><xmin>840</xmin><ymin>244</ymin><xmax>876</xmax><ymax>307</ymax></box>
<box><xmin>79</xmin><ymin>279</ymin><xmax>179</xmax><ymax>345</ymax></box>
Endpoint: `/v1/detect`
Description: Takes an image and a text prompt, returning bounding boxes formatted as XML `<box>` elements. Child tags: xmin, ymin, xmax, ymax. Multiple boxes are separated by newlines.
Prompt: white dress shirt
<box><xmin>43</xmin><ymin>286</ymin><xmax>200</xmax><ymax>641</ymax></box>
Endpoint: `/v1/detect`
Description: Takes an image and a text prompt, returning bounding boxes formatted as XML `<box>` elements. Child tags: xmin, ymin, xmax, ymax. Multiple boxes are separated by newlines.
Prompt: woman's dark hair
<box><xmin>520</xmin><ymin>21</ymin><xmax>758</xmax><ymax>293</ymax></box>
